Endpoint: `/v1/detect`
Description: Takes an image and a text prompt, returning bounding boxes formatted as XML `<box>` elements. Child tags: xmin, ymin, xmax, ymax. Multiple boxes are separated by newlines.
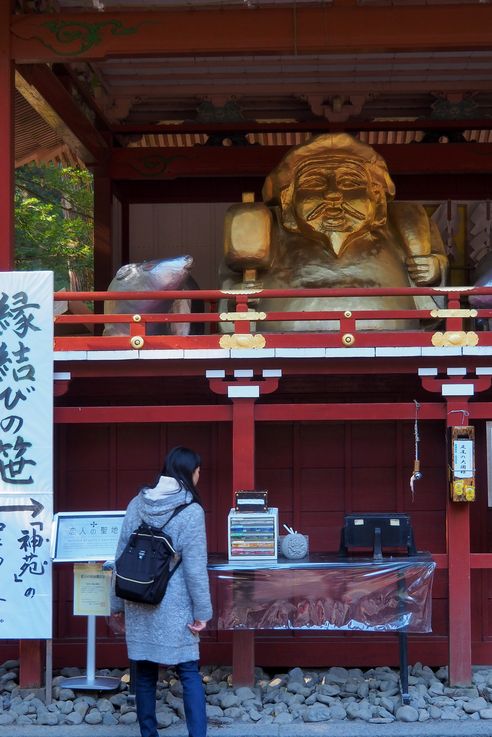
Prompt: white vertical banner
<box><xmin>0</xmin><ymin>272</ymin><xmax>53</xmax><ymax>639</ymax></box>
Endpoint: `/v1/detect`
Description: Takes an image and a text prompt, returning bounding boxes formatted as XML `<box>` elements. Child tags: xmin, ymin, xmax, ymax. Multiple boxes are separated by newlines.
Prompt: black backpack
<box><xmin>115</xmin><ymin>504</ymin><xmax>189</xmax><ymax>605</ymax></box>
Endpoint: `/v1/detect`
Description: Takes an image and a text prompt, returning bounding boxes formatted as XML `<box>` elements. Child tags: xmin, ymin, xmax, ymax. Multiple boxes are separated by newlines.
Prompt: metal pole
<box><xmin>399</xmin><ymin>632</ymin><xmax>409</xmax><ymax>704</ymax></box>
<box><xmin>86</xmin><ymin>615</ymin><xmax>96</xmax><ymax>684</ymax></box>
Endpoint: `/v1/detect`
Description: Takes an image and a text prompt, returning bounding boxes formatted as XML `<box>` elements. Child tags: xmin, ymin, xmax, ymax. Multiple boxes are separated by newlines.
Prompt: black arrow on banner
<box><xmin>0</xmin><ymin>498</ymin><xmax>44</xmax><ymax>518</ymax></box>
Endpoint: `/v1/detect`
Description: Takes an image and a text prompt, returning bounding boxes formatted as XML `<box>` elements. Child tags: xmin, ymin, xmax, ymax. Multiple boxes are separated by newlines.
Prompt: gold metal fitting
<box><xmin>344</xmin><ymin>311</ymin><xmax>352</xmax><ymax>318</ymax></box>
<box><xmin>431</xmin><ymin>331</ymin><xmax>479</xmax><ymax>347</ymax></box>
<box><xmin>130</xmin><ymin>336</ymin><xmax>144</xmax><ymax>349</ymax></box>
<box><xmin>430</xmin><ymin>308</ymin><xmax>477</xmax><ymax>318</ymax></box>
<box><xmin>432</xmin><ymin>286</ymin><xmax>473</xmax><ymax>292</ymax></box>
<box><xmin>219</xmin><ymin>333</ymin><xmax>266</xmax><ymax>349</ymax></box>
<box><xmin>220</xmin><ymin>288</ymin><xmax>262</xmax><ymax>295</ymax></box>
<box><xmin>342</xmin><ymin>333</ymin><xmax>355</xmax><ymax>346</ymax></box>
<box><xmin>133</xmin><ymin>314</ymin><xmax>142</xmax><ymax>322</ymax></box>
<box><xmin>219</xmin><ymin>311</ymin><xmax>266</xmax><ymax>321</ymax></box>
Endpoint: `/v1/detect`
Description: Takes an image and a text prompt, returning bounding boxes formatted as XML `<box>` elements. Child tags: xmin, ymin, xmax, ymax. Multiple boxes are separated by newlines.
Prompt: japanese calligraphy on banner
<box><xmin>0</xmin><ymin>496</ymin><xmax>52</xmax><ymax>638</ymax></box>
<box><xmin>0</xmin><ymin>272</ymin><xmax>53</xmax><ymax>493</ymax></box>
<box><xmin>0</xmin><ymin>272</ymin><xmax>53</xmax><ymax>639</ymax></box>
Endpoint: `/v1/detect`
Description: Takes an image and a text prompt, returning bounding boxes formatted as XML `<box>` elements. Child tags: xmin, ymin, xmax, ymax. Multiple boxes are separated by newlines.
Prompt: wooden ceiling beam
<box><xmin>109</xmin><ymin>143</ymin><xmax>492</xmax><ymax>180</ymax></box>
<box><xmin>52</xmin><ymin>63</ymin><xmax>113</xmax><ymax>134</ymax></box>
<box><xmin>110</xmin><ymin>120</ymin><xmax>492</xmax><ymax>135</ymax></box>
<box><xmin>15</xmin><ymin>64</ymin><xmax>108</xmax><ymax>164</ymax></box>
<box><xmin>11</xmin><ymin>6</ymin><xmax>492</xmax><ymax>63</ymax></box>
<box><xmin>112</xmin><ymin>174</ymin><xmax>492</xmax><ymax>204</ymax></box>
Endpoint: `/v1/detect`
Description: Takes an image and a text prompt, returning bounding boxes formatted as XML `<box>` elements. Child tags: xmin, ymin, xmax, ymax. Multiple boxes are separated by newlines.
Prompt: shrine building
<box><xmin>3</xmin><ymin>0</ymin><xmax>492</xmax><ymax>690</ymax></box>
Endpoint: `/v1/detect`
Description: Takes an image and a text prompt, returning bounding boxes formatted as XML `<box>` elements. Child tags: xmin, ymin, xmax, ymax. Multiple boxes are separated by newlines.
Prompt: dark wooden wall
<box><xmin>46</xmin><ymin>416</ymin><xmax>492</xmax><ymax>669</ymax></box>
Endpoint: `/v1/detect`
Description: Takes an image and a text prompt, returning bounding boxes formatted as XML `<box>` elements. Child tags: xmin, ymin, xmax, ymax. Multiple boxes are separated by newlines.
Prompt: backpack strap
<box><xmin>161</xmin><ymin>502</ymin><xmax>192</xmax><ymax>583</ymax></box>
<box><xmin>163</xmin><ymin>502</ymin><xmax>191</xmax><ymax>529</ymax></box>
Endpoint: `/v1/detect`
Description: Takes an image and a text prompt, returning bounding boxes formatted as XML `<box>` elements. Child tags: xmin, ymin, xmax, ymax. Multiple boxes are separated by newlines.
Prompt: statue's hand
<box><xmin>406</xmin><ymin>255</ymin><xmax>441</xmax><ymax>285</ymax></box>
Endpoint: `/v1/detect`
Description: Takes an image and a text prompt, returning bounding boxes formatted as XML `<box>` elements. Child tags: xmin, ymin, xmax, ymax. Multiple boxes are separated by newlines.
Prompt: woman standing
<box><xmin>111</xmin><ymin>446</ymin><xmax>212</xmax><ymax>737</ymax></box>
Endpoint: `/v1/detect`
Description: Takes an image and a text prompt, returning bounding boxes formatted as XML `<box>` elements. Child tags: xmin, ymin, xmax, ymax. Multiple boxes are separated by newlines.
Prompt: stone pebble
<box><xmin>3</xmin><ymin>660</ymin><xmax>492</xmax><ymax>726</ymax></box>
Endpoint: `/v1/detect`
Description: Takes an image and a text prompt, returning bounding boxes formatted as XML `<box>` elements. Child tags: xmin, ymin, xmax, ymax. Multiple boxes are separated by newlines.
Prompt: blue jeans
<box><xmin>135</xmin><ymin>659</ymin><xmax>207</xmax><ymax>737</ymax></box>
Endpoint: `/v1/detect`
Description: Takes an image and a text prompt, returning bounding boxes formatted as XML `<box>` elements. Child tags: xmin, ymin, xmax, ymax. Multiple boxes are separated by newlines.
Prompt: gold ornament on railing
<box><xmin>130</xmin><ymin>336</ymin><xmax>144</xmax><ymax>349</ymax></box>
<box><xmin>219</xmin><ymin>334</ymin><xmax>266</xmax><ymax>350</ymax></box>
<box><xmin>431</xmin><ymin>331</ymin><xmax>479</xmax><ymax>347</ymax></box>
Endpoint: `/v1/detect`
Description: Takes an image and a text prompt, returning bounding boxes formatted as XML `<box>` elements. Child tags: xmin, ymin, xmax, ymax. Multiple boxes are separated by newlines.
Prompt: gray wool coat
<box><xmin>111</xmin><ymin>478</ymin><xmax>212</xmax><ymax>665</ymax></box>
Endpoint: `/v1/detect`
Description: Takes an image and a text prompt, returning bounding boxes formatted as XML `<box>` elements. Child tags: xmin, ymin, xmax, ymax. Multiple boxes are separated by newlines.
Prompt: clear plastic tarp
<box><xmin>208</xmin><ymin>554</ymin><xmax>435</xmax><ymax>632</ymax></box>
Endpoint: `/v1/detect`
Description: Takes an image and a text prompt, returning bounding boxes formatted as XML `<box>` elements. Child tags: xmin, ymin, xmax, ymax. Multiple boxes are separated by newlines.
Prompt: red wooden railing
<box><xmin>54</xmin><ymin>285</ymin><xmax>492</xmax><ymax>352</ymax></box>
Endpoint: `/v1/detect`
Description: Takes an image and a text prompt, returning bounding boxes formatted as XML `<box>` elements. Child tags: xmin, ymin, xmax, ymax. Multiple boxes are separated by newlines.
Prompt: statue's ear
<box><xmin>279</xmin><ymin>182</ymin><xmax>300</xmax><ymax>233</ymax></box>
<box><xmin>372</xmin><ymin>190</ymin><xmax>388</xmax><ymax>229</ymax></box>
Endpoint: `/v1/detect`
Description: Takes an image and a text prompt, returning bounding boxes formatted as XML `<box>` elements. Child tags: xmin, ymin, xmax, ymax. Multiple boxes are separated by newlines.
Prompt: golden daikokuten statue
<box><xmin>219</xmin><ymin>133</ymin><xmax>448</xmax><ymax>331</ymax></box>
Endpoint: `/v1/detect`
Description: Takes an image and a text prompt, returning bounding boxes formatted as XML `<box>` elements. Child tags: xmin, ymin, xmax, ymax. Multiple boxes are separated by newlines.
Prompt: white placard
<box><xmin>453</xmin><ymin>439</ymin><xmax>473</xmax><ymax>479</ymax></box>
<box><xmin>0</xmin><ymin>272</ymin><xmax>54</xmax><ymax>639</ymax></box>
<box><xmin>51</xmin><ymin>512</ymin><xmax>125</xmax><ymax>562</ymax></box>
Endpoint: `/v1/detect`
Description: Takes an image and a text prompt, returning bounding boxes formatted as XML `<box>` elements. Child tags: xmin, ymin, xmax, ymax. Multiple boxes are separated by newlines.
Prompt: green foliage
<box><xmin>15</xmin><ymin>163</ymin><xmax>94</xmax><ymax>291</ymax></box>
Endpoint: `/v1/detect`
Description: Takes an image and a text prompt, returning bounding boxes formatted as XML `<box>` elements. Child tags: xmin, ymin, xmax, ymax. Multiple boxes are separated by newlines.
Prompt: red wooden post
<box><xmin>93</xmin><ymin>168</ymin><xmax>113</xmax><ymax>293</ymax></box>
<box><xmin>0</xmin><ymin>0</ymin><xmax>14</xmax><ymax>269</ymax></box>
<box><xmin>232</xmin><ymin>293</ymin><xmax>252</xmax><ymax>336</ymax></box>
<box><xmin>19</xmin><ymin>640</ymin><xmax>44</xmax><ymax>689</ymax></box>
<box><xmin>231</xmin><ymin>397</ymin><xmax>256</xmax><ymax>686</ymax></box>
<box><xmin>231</xmin><ymin>398</ymin><xmax>255</xmax><ymax>498</ymax></box>
<box><xmin>3</xmin><ymin>0</ymin><xmax>44</xmax><ymax>687</ymax></box>
<box><xmin>446</xmin><ymin>399</ymin><xmax>472</xmax><ymax>686</ymax></box>
<box><xmin>418</xmin><ymin>370</ymin><xmax>490</xmax><ymax>686</ymax></box>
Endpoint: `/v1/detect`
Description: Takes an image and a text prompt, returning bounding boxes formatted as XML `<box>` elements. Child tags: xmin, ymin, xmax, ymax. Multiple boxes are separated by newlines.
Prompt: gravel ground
<box><xmin>4</xmin><ymin>659</ymin><xmax>492</xmax><ymax>732</ymax></box>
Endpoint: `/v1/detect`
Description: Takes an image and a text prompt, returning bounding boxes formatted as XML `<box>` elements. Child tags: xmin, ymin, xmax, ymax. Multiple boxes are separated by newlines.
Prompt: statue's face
<box><xmin>292</xmin><ymin>159</ymin><xmax>379</xmax><ymax>239</ymax></box>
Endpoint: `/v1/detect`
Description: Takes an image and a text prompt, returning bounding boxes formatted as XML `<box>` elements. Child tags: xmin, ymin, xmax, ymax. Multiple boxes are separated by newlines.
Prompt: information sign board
<box><xmin>51</xmin><ymin>512</ymin><xmax>125</xmax><ymax>562</ymax></box>
<box><xmin>73</xmin><ymin>564</ymin><xmax>112</xmax><ymax>616</ymax></box>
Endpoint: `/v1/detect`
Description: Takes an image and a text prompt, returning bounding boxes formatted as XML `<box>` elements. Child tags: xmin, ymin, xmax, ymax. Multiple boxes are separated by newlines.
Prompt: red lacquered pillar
<box><xmin>4</xmin><ymin>1</ymin><xmax>43</xmax><ymax>687</ymax></box>
<box><xmin>93</xmin><ymin>166</ymin><xmax>113</xmax><ymax>293</ymax></box>
<box><xmin>231</xmin><ymin>396</ymin><xmax>256</xmax><ymax>686</ymax></box>
<box><xmin>0</xmin><ymin>1</ymin><xmax>14</xmax><ymax>270</ymax></box>
<box><xmin>446</xmin><ymin>399</ymin><xmax>472</xmax><ymax>686</ymax></box>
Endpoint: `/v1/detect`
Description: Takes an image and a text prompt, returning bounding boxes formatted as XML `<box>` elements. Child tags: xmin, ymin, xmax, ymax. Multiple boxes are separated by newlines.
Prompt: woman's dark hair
<box><xmin>161</xmin><ymin>446</ymin><xmax>202</xmax><ymax>505</ymax></box>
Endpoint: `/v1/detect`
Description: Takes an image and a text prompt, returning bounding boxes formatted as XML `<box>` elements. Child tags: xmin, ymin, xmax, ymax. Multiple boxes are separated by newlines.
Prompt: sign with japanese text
<box><xmin>51</xmin><ymin>512</ymin><xmax>125</xmax><ymax>562</ymax></box>
<box><xmin>0</xmin><ymin>272</ymin><xmax>53</xmax><ymax>638</ymax></box>
<box><xmin>73</xmin><ymin>564</ymin><xmax>112</xmax><ymax>616</ymax></box>
<box><xmin>51</xmin><ymin>511</ymin><xmax>125</xmax><ymax>563</ymax></box>
<box><xmin>0</xmin><ymin>496</ymin><xmax>52</xmax><ymax>638</ymax></box>
<box><xmin>453</xmin><ymin>439</ymin><xmax>474</xmax><ymax>479</ymax></box>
